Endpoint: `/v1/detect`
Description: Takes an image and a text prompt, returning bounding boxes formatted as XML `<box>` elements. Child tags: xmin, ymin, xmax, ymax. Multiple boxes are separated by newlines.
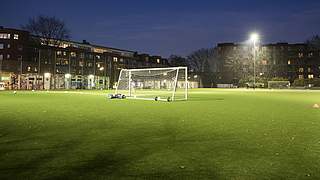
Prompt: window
<box><xmin>0</xmin><ymin>44</ymin><xmax>3</xmax><ymax>49</ymax></box>
<box><xmin>57</xmin><ymin>51</ymin><xmax>62</xmax><ymax>55</ymax></box>
<box><xmin>298</xmin><ymin>68</ymin><xmax>304</xmax><ymax>73</ymax></box>
<box><xmin>298</xmin><ymin>75</ymin><xmax>304</xmax><ymax>79</ymax></box>
<box><xmin>71</xmin><ymin>52</ymin><xmax>76</xmax><ymax>57</ymax></box>
<box><xmin>7</xmin><ymin>44</ymin><xmax>10</xmax><ymax>48</ymax></box>
<box><xmin>308</xmin><ymin>67</ymin><xmax>312</xmax><ymax>73</ymax></box>
<box><xmin>0</xmin><ymin>33</ymin><xmax>10</xmax><ymax>39</ymax></box>
<box><xmin>308</xmin><ymin>52</ymin><xmax>313</xmax><ymax>57</ymax></box>
<box><xmin>113</xmin><ymin>57</ymin><xmax>118</xmax><ymax>62</ymax></box>
<box><xmin>13</xmin><ymin>34</ymin><xmax>19</xmax><ymax>40</ymax></box>
<box><xmin>157</xmin><ymin>59</ymin><xmax>161</xmax><ymax>64</ymax></box>
<box><xmin>298</xmin><ymin>53</ymin><xmax>304</xmax><ymax>58</ymax></box>
<box><xmin>287</xmin><ymin>60</ymin><xmax>291</xmax><ymax>65</ymax></box>
<box><xmin>261</xmin><ymin>60</ymin><xmax>267</xmax><ymax>65</ymax></box>
<box><xmin>87</xmin><ymin>62</ymin><xmax>93</xmax><ymax>67</ymax></box>
<box><xmin>27</xmin><ymin>66</ymin><xmax>31</xmax><ymax>72</ymax></box>
<box><xmin>6</xmin><ymin>54</ymin><xmax>10</xmax><ymax>59</ymax></box>
<box><xmin>308</xmin><ymin>74</ymin><xmax>314</xmax><ymax>79</ymax></box>
<box><xmin>0</xmin><ymin>54</ymin><xmax>3</xmax><ymax>60</ymax></box>
<box><xmin>96</xmin><ymin>55</ymin><xmax>101</xmax><ymax>59</ymax></box>
<box><xmin>63</xmin><ymin>51</ymin><xmax>67</xmax><ymax>56</ymax></box>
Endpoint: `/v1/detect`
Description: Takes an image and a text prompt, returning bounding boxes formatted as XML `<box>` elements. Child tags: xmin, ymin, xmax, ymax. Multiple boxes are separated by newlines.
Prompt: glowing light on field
<box><xmin>250</xmin><ymin>33</ymin><xmax>259</xmax><ymax>44</ymax></box>
<box><xmin>44</xmin><ymin>73</ymin><xmax>51</xmax><ymax>78</ymax></box>
<box><xmin>65</xmin><ymin>73</ymin><xmax>71</xmax><ymax>78</ymax></box>
<box><xmin>88</xmin><ymin>74</ymin><xmax>95</xmax><ymax>79</ymax></box>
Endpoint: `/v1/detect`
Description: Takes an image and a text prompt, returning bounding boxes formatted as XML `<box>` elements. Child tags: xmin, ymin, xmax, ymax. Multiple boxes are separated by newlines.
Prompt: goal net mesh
<box><xmin>116</xmin><ymin>67</ymin><xmax>188</xmax><ymax>101</ymax></box>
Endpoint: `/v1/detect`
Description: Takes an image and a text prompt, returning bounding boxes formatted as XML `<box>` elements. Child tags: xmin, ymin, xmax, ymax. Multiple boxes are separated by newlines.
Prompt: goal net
<box><xmin>268</xmin><ymin>81</ymin><xmax>290</xmax><ymax>89</ymax></box>
<box><xmin>116</xmin><ymin>67</ymin><xmax>188</xmax><ymax>101</ymax></box>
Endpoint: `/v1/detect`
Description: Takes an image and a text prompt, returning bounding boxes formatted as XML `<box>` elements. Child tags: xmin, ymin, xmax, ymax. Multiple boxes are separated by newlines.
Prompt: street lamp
<box><xmin>250</xmin><ymin>33</ymin><xmax>259</xmax><ymax>89</ymax></box>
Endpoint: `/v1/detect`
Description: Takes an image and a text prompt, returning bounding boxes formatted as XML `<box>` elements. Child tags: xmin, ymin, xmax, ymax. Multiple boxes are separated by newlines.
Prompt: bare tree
<box><xmin>306</xmin><ymin>35</ymin><xmax>320</xmax><ymax>49</ymax></box>
<box><xmin>22</xmin><ymin>15</ymin><xmax>70</xmax><ymax>46</ymax></box>
<box><xmin>168</xmin><ymin>55</ymin><xmax>189</xmax><ymax>67</ymax></box>
<box><xmin>187</xmin><ymin>48</ymin><xmax>215</xmax><ymax>72</ymax></box>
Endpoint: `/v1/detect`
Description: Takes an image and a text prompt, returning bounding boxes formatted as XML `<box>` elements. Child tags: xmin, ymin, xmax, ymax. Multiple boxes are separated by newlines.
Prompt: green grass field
<box><xmin>0</xmin><ymin>89</ymin><xmax>320</xmax><ymax>180</ymax></box>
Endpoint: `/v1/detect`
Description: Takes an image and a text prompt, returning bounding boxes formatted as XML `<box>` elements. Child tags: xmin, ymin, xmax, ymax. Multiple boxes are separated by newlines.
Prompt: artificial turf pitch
<box><xmin>0</xmin><ymin>89</ymin><xmax>320</xmax><ymax>179</ymax></box>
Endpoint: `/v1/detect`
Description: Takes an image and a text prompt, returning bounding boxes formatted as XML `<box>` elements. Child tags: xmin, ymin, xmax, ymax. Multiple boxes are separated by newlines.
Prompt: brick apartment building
<box><xmin>0</xmin><ymin>27</ymin><xmax>169</xmax><ymax>90</ymax></box>
<box><xmin>214</xmin><ymin>42</ymin><xmax>320</xmax><ymax>85</ymax></box>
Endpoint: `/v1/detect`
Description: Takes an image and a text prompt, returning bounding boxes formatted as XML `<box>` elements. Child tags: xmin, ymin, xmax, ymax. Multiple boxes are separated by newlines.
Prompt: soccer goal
<box><xmin>268</xmin><ymin>81</ymin><xmax>291</xmax><ymax>89</ymax></box>
<box><xmin>115</xmin><ymin>67</ymin><xmax>188</xmax><ymax>101</ymax></box>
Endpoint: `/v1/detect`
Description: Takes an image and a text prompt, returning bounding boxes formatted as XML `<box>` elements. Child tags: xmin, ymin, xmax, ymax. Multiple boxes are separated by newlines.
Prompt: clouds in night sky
<box><xmin>1</xmin><ymin>0</ymin><xmax>320</xmax><ymax>57</ymax></box>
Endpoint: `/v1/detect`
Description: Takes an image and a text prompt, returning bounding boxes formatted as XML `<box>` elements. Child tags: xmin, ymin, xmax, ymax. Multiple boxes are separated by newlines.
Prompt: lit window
<box><xmin>0</xmin><ymin>44</ymin><xmax>3</xmax><ymax>49</ymax></box>
<box><xmin>6</xmin><ymin>54</ymin><xmax>10</xmax><ymax>59</ymax></box>
<box><xmin>34</xmin><ymin>67</ymin><xmax>38</xmax><ymax>72</ymax></box>
<box><xmin>97</xmin><ymin>63</ymin><xmax>101</xmax><ymax>68</ymax></box>
<box><xmin>287</xmin><ymin>60</ymin><xmax>291</xmax><ymax>65</ymax></box>
<box><xmin>0</xmin><ymin>33</ymin><xmax>10</xmax><ymax>39</ymax></box>
<box><xmin>298</xmin><ymin>75</ymin><xmax>304</xmax><ymax>79</ymax></box>
<box><xmin>308</xmin><ymin>52</ymin><xmax>313</xmax><ymax>57</ymax></box>
<box><xmin>63</xmin><ymin>51</ymin><xmax>67</xmax><ymax>56</ymax></box>
<box><xmin>120</xmin><ymin>58</ymin><xmax>124</xmax><ymax>62</ymax></box>
<box><xmin>13</xmin><ymin>34</ymin><xmax>19</xmax><ymax>40</ymax></box>
<box><xmin>261</xmin><ymin>60</ymin><xmax>267</xmax><ymax>65</ymax></box>
<box><xmin>308</xmin><ymin>68</ymin><xmax>312</xmax><ymax>73</ymax></box>
<box><xmin>57</xmin><ymin>51</ymin><xmax>62</xmax><ymax>55</ymax></box>
<box><xmin>298</xmin><ymin>53</ymin><xmax>304</xmax><ymax>58</ymax></box>
<box><xmin>298</xmin><ymin>68</ymin><xmax>304</xmax><ymax>73</ymax></box>
<box><xmin>113</xmin><ymin>57</ymin><xmax>118</xmax><ymax>62</ymax></box>
<box><xmin>96</xmin><ymin>55</ymin><xmax>101</xmax><ymax>59</ymax></box>
<box><xmin>0</xmin><ymin>54</ymin><xmax>3</xmax><ymax>60</ymax></box>
<box><xmin>71</xmin><ymin>52</ymin><xmax>76</xmax><ymax>57</ymax></box>
<box><xmin>157</xmin><ymin>59</ymin><xmax>161</xmax><ymax>63</ymax></box>
<box><xmin>308</xmin><ymin>74</ymin><xmax>314</xmax><ymax>79</ymax></box>
<box><xmin>27</xmin><ymin>66</ymin><xmax>31</xmax><ymax>72</ymax></box>
<box><xmin>7</xmin><ymin>44</ymin><xmax>10</xmax><ymax>48</ymax></box>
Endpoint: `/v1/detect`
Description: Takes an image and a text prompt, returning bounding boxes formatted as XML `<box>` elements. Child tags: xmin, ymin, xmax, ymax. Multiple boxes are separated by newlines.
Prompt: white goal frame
<box><xmin>115</xmin><ymin>67</ymin><xmax>188</xmax><ymax>101</ymax></box>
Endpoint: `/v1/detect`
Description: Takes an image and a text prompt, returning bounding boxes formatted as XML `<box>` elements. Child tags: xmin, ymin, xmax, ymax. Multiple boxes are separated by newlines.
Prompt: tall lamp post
<box><xmin>250</xmin><ymin>33</ymin><xmax>259</xmax><ymax>89</ymax></box>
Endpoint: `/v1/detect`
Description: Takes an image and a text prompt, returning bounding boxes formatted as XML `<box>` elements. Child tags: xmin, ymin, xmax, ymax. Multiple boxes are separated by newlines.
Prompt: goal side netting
<box><xmin>115</xmin><ymin>67</ymin><xmax>188</xmax><ymax>101</ymax></box>
<box><xmin>268</xmin><ymin>81</ymin><xmax>291</xmax><ymax>89</ymax></box>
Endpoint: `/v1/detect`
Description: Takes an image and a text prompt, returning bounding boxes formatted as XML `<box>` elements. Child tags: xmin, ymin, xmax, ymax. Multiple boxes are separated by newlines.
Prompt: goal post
<box><xmin>115</xmin><ymin>67</ymin><xmax>188</xmax><ymax>101</ymax></box>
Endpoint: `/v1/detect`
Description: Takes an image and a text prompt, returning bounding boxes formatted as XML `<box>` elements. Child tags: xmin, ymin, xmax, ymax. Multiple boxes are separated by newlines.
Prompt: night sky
<box><xmin>1</xmin><ymin>0</ymin><xmax>320</xmax><ymax>57</ymax></box>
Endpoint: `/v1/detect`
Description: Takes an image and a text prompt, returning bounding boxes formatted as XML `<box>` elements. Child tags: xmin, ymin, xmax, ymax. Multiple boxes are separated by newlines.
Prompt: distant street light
<box><xmin>250</xmin><ymin>33</ymin><xmax>259</xmax><ymax>89</ymax></box>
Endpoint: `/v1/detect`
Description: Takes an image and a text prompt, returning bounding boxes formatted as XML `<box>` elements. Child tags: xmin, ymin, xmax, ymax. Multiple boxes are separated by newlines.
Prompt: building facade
<box><xmin>0</xmin><ymin>27</ymin><xmax>169</xmax><ymax>90</ymax></box>
<box><xmin>214</xmin><ymin>42</ymin><xmax>320</xmax><ymax>85</ymax></box>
